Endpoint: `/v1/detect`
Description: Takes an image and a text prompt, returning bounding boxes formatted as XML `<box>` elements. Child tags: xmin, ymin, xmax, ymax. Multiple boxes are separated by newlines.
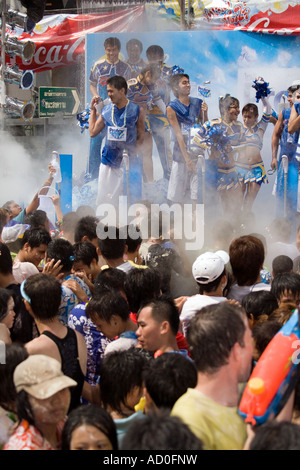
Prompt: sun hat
<box><xmin>192</xmin><ymin>250</ymin><xmax>229</xmax><ymax>284</ymax></box>
<box><xmin>14</xmin><ymin>354</ymin><xmax>77</xmax><ymax>400</ymax></box>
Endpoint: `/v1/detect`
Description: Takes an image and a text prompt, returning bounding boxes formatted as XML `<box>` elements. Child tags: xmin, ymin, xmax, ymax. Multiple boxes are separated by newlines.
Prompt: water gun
<box><xmin>239</xmin><ymin>308</ymin><xmax>300</xmax><ymax>425</ymax></box>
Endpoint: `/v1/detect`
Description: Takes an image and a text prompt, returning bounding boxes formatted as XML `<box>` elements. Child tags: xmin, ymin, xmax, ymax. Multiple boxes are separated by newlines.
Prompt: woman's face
<box><xmin>29</xmin><ymin>388</ymin><xmax>70</xmax><ymax>427</ymax></box>
<box><xmin>70</xmin><ymin>424</ymin><xmax>113</xmax><ymax>450</ymax></box>
<box><xmin>1</xmin><ymin>297</ymin><xmax>16</xmax><ymax>329</ymax></box>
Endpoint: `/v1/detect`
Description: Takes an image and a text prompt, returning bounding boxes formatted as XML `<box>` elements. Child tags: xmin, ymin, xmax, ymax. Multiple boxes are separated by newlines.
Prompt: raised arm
<box><xmin>89</xmin><ymin>96</ymin><xmax>106</xmax><ymax>138</ymax></box>
<box><xmin>167</xmin><ymin>105</ymin><xmax>195</xmax><ymax>172</ymax></box>
<box><xmin>271</xmin><ymin>111</ymin><xmax>284</xmax><ymax>170</ymax></box>
<box><xmin>288</xmin><ymin>104</ymin><xmax>300</xmax><ymax>134</ymax></box>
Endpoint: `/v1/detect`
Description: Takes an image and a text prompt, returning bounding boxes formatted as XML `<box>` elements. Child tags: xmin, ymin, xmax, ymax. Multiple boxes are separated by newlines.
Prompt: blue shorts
<box><xmin>217</xmin><ymin>167</ymin><xmax>240</xmax><ymax>191</ymax></box>
<box><xmin>236</xmin><ymin>161</ymin><xmax>268</xmax><ymax>186</ymax></box>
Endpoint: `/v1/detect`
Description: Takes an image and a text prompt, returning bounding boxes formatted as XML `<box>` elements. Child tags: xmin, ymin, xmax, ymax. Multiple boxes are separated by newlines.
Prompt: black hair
<box><xmin>125</xmin><ymin>224</ymin><xmax>142</xmax><ymax>253</ymax></box>
<box><xmin>46</xmin><ymin>238</ymin><xmax>75</xmax><ymax>272</ymax></box>
<box><xmin>143</xmin><ymin>352</ymin><xmax>197</xmax><ymax>410</ymax></box>
<box><xmin>106</xmin><ymin>76</ymin><xmax>128</xmax><ymax>94</ymax></box>
<box><xmin>23</xmin><ymin>273</ymin><xmax>62</xmax><ymax>321</ymax></box>
<box><xmin>0</xmin><ymin>287</ymin><xmax>13</xmax><ymax>322</ymax></box>
<box><xmin>250</xmin><ymin>421</ymin><xmax>300</xmax><ymax>450</ymax></box>
<box><xmin>94</xmin><ymin>267</ymin><xmax>126</xmax><ymax>296</ymax></box>
<box><xmin>241</xmin><ymin>290</ymin><xmax>279</xmax><ymax>322</ymax></box>
<box><xmin>73</xmin><ymin>241</ymin><xmax>98</xmax><ymax>266</ymax></box>
<box><xmin>271</xmin><ymin>272</ymin><xmax>300</xmax><ymax>302</ymax></box>
<box><xmin>23</xmin><ymin>210</ymin><xmax>48</xmax><ymax>229</ymax></box>
<box><xmin>242</xmin><ymin>103</ymin><xmax>258</xmax><ymax>117</ymax></box>
<box><xmin>197</xmin><ymin>268</ymin><xmax>227</xmax><ymax>294</ymax></box>
<box><xmin>252</xmin><ymin>320</ymin><xmax>282</xmax><ymax>359</ymax></box>
<box><xmin>124</xmin><ymin>267</ymin><xmax>161</xmax><ymax>314</ymax></box>
<box><xmin>61</xmin><ymin>404</ymin><xmax>118</xmax><ymax>450</ymax></box>
<box><xmin>20</xmin><ymin>227</ymin><xmax>51</xmax><ymax>249</ymax></box>
<box><xmin>99</xmin><ymin>348</ymin><xmax>149</xmax><ymax>417</ymax></box>
<box><xmin>169</xmin><ymin>73</ymin><xmax>190</xmax><ymax>98</ymax></box>
<box><xmin>104</xmin><ymin>37</ymin><xmax>121</xmax><ymax>50</ymax></box>
<box><xmin>146</xmin><ymin>45</ymin><xmax>164</xmax><ymax>60</ymax></box>
<box><xmin>0</xmin><ymin>343</ymin><xmax>28</xmax><ymax>412</ymax></box>
<box><xmin>97</xmin><ymin>225</ymin><xmax>126</xmax><ymax>260</ymax></box>
<box><xmin>272</xmin><ymin>255</ymin><xmax>293</xmax><ymax>277</ymax></box>
<box><xmin>187</xmin><ymin>303</ymin><xmax>246</xmax><ymax>373</ymax></box>
<box><xmin>121</xmin><ymin>411</ymin><xmax>203</xmax><ymax>450</ymax></box>
<box><xmin>126</xmin><ymin>38</ymin><xmax>143</xmax><ymax>52</ymax></box>
<box><xmin>74</xmin><ymin>215</ymin><xmax>99</xmax><ymax>243</ymax></box>
<box><xmin>137</xmin><ymin>295</ymin><xmax>180</xmax><ymax>336</ymax></box>
<box><xmin>0</xmin><ymin>242</ymin><xmax>13</xmax><ymax>275</ymax></box>
<box><xmin>86</xmin><ymin>291</ymin><xmax>130</xmax><ymax>324</ymax></box>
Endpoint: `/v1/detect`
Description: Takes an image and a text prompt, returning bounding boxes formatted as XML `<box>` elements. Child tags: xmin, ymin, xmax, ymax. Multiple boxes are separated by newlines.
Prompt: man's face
<box><xmin>287</xmin><ymin>92</ymin><xmax>294</xmax><ymax>107</ymax></box>
<box><xmin>105</xmin><ymin>45</ymin><xmax>120</xmax><ymax>64</ymax></box>
<box><xmin>136</xmin><ymin>306</ymin><xmax>162</xmax><ymax>351</ymax></box>
<box><xmin>26</xmin><ymin>243</ymin><xmax>48</xmax><ymax>267</ymax></box>
<box><xmin>93</xmin><ymin>316</ymin><xmax>118</xmax><ymax>340</ymax></box>
<box><xmin>126</xmin><ymin>44</ymin><xmax>141</xmax><ymax>63</ymax></box>
<box><xmin>238</xmin><ymin>318</ymin><xmax>254</xmax><ymax>383</ymax></box>
<box><xmin>177</xmin><ymin>76</ymin><xmax>191</xmax><ymax>97</ymax></box>
<box><xmin>9</xmin><ymin>202</ymin><xmax>22</xmax><ymax>218</ymax></box>
<box><xmin>107</xmin><ymin>84</ymin><xmax>125</xmax><ymax>105</ymax></box>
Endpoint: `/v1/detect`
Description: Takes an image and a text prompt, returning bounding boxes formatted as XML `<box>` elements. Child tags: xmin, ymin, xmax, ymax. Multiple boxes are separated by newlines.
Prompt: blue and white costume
<box><xmin>236</xmin><ymin>113</ymin><xmax>270</xmax><ymax>185</ymax></box>
<box><xmin>146</xmin><ymin>63</ymin><xmax>177</xmax><ymax>180</ymax></box>
<box><xmin>96</xmin><ymin>100</ymin><xmax>142</xmax><ymax>208</ymax></box>
<box><xmin>275</xmin><ymin>105</ymin><xmax>300</xmax><ymax>224</ymax></box>
<box><xmin>167</xmin><ymin>97</ymin><xmax>203</xmax><ymax>202</ymax></box>
<box><xmin>87</xmin><ymin>59</ymin><xmax>132</xmax><ymax>181</ymax></box>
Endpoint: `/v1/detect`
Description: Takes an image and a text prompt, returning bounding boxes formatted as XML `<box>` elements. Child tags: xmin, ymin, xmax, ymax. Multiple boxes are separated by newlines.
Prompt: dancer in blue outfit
<box><xmin>166</xmin><ymin>73</ymin><xmax>208</xmax><ymax>204</ymax></box>
<box><xmin>87</xmin><ymin>37</ymin><xmax>132</xmax><ymax>181</ymax></box>
<box><xmin>89</xmin><ymin>75</ymin><xmax>145</xmax><ymax>209</ymax></box>
<box><xmin>127</xmin><ymin>64</ymin><xmax>164</xmax><ymax>183</ymax></box>
<box><xmin>236</xmin><ymin>95</ymin><xmax>272</xmax><ymax>214</ymax></box>
<box><xmin>193</xmin><ymin>94</ymin><xmax>243</xmax><ymax>218</ymax></box>
<box><xmin>272</xmin><ymin>82</ymin><xmax>300</xmax><ymax>228</ymax></box>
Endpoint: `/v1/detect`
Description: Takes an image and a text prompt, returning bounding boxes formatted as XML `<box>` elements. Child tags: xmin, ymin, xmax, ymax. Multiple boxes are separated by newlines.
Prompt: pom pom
<box><xmin>252</xmin><ymin>77</ymin><xmax>271</xmax><ymax>103</ymax></box>
<box><xmin>77</xmin><ymin>107</ymin><xmax>90</xmax><ymax>133</ymax></box>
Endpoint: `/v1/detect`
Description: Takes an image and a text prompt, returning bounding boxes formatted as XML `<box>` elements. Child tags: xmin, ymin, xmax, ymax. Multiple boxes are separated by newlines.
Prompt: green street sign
<box><xmin>39</xmin><ymin>87</ymin><xmax>80</xmax><ymax>117</ymax></box>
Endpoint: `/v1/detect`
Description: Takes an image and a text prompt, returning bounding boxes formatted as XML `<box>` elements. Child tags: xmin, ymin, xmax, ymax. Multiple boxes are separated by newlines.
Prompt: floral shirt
<box><xmin>68</xmin><ymin>303</ymin><xmax>111</xmax><ymax>386</ymax></box>
<box><xmin>3</xmin><ymin>419</ymin><xmax>64</xmax><ymax>450</ymax></box>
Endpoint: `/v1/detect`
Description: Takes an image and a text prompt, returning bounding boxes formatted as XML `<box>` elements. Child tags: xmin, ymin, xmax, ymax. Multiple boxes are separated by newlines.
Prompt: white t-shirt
<box><xmin>227</xmin><ymin>282</ymin><xmax>271</xmax><ymax>304</ymax></box>
<box><xmin>180</xmin><ymin>294</ymin><xmax>227</xmax><ymax>337</ymax></box>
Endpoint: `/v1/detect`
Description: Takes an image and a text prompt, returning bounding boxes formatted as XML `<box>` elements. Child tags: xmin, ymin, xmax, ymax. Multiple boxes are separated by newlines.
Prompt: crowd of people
<box><xmin>1</xmin><ymin>180</ymin><xmax>300</xmax><ymax>450</ymax></box>
<box><xmin>2</xmin><ymin>35</ymin><xmax>300</xmax><ymax>452</ymax></box>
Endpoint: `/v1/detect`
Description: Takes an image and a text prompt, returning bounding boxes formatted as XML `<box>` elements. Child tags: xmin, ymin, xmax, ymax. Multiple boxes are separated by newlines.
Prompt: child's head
<box><xmin>85</xmin><ymin>291</ymin><xmax>131</xmax><ymax>339</ymax></box>
<box><xmin>99</xmin><ymin>348</ymin><xmax>150</xmax><ymax>417</ymax></box>
<box><xmin>143</xmin><ymin>352</ymin><xmax>197</xmax><ymax>413</ymax></box>
<box><xmin>61</xmin><ymin>404</ymin><xmax>118</xmax><ymax>450</ymax></box>
<box><xmin>271</xmin><ymin>272</ymin><xmax>300</xmax><ymax>307</ymax></box>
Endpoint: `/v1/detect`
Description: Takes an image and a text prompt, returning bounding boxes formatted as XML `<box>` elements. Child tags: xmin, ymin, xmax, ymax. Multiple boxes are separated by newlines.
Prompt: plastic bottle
<box><xmin>50</xmin><ymin>151</ymin><xmax>62</xmax><ymax>183</ymax></box>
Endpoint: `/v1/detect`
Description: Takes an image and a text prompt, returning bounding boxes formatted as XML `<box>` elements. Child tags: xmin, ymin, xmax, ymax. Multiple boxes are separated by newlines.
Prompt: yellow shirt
<box><xmin>171</xmin><ymin>388</ymin><xmax>247</xmax><ymax>450</ymax></box>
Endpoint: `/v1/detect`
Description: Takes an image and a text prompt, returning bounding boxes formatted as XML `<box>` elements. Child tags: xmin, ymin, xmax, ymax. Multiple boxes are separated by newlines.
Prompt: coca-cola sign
<box><xmin>4</xmin><ymin>8</ymin><xmax>145</xmax><ymax>72</ymax></box>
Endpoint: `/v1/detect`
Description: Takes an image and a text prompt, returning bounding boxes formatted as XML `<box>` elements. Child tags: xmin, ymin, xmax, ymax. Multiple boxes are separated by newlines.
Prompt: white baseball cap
<box><xmin>192</xmin><ymin>250</ymin><xmax>229</xmax><ymax>284</ymax></box>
